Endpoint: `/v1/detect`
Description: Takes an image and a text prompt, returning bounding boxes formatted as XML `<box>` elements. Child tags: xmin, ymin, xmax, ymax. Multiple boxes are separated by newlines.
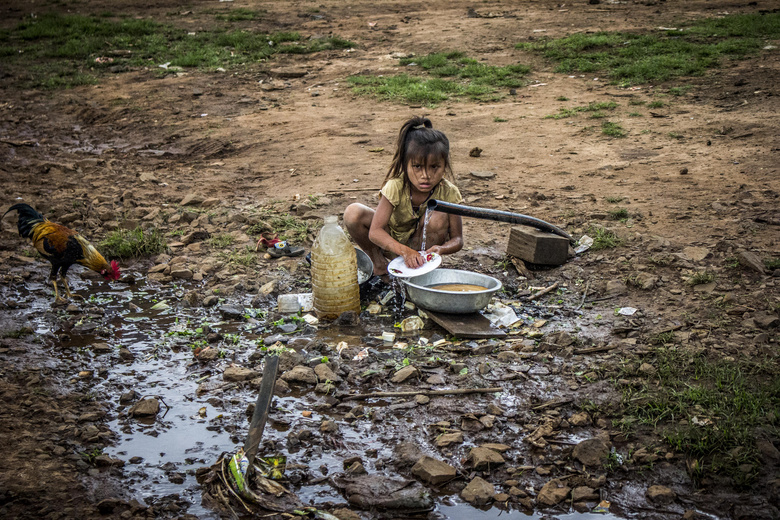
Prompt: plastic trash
<box><xmin>400</xmin><ymin>316</ymin><xmax>424</xmax><ymax>332</ymax></box>
<box><xmin>352</xmin><ymin>348</ymin><xmax>368</xmax><ymax>361</ymax></box>
<box><xmin>575</xmin><ymin>235</ymin><xmax>594</xmax><ymax>254</ymax></box>
<box><xmin>484</xmin><ymin>302</ymin><xmax>521</xmax><ymax>327</ymax></box>
<box><xmin>617</xmin><ymin>307</ymin><xmax>638</xmax><ymax>316</ymax></box>
<box><xmin>277</xmin><ymin>294</ymin><xmax>301</xmax><ymax>313</ymax></box>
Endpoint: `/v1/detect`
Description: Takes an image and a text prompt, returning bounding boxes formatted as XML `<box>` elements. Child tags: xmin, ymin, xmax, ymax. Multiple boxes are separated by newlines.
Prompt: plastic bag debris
<box><xmin>484</xmin><ymin>302</ymin><xmax>521</xmax><ymax>327</ymax></box>
<box><xmin>336</xmin><ymin>341</ymin><xmax>349</xmax><ymax>357</ymax></box>
<box><xmin>352</xmin><ymin>348</ymin><xmax>369</xmax><ymax>361</ymax></box>
<box><xmin>400</xmin><ymin>316</ymin><xmax>424</xmax><ymax>332</ymax></box>
<box><xmin>575</xmin><ymin>235</ymin><xmax>594</xmax><ymax>254</ymax></box>
<box><xmin>617</xmin><ymin>307</ymin><xmax>638</xmax><ymax>316</ymax></box>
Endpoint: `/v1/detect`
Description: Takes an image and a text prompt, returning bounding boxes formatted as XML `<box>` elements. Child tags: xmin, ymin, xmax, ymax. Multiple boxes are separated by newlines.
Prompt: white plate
<box><xmin>387</xmin><ymin>252</ymin><xmax>442</xmax><ymax>278</ymax></box>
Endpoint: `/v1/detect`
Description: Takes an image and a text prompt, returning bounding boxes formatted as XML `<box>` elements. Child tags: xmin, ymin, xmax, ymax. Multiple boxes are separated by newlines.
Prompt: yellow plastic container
<box><xmin>311</xmin><ymin>216</ymin><xmax>360</xmax><ymax>318</ymax></box>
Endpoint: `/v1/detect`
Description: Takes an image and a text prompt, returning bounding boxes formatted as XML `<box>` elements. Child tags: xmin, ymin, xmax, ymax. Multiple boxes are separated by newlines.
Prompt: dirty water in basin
<box><xmin>4</xmin><ymin>274</ymin><xmax>637</xmax><ymax>520</ymax></box>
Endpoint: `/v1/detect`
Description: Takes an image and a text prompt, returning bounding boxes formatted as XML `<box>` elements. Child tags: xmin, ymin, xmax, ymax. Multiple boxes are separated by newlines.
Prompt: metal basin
<box><xmin>355</xmin><ymin>248</ymin><xmax>373</xmax><ymax>285</ymax></box>
<box><xmin>402</xmin><ymin>269</ymin><xmax>502</xmax><ymax>314</ymax></box>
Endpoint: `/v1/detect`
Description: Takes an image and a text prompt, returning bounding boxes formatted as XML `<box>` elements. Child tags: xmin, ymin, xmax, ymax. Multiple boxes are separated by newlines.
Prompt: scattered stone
<box><xmin>91</xmin><ymin>342</ymin><xmax>112</xmax><ymax>354</ymax></box>
<box><xmin>219</xmin><ymin>305</ymin><xmax>245</xmax><ymax>320</ymax></box>
<box><xmin>281</xmin><ymin>366</ymin><xmax>318</xmax><ymax>385</ymax></box>
<box><xmin>119</xmin><ymin>390</ymin><xmax>137</xmax><ymax>404</ymax></box>
<box><xmin>605</xmin><ymin>280</ymin><xmax>627</xmax><ymax>297</ymax></box>
<box><xmin>480</xmin><ymin>443</ymin><xmax>510</xmax><ymax>453</ymax></box>
<box><xmin>390</xmin><ymin>365</ymin><xmax>419</xmax><ymax>383</ymax></box>
<box><xmin>468</xmin><ymin>447</ymin><xmax>505</xmax><ymax>471</ymax></box>
<box><xmin>757</xmin><ymin>439</ymin><xmax>780</xmax><ymax>463</ymax></box>
<box><xmin>394</xmin><ymin>442</ymin><xmax>423</xmax><ymax>467</ymax></box>
<box><xmin>197</xmin><ymin>347</ymin><xmax>219</xmax><ymax>362</ymax></box>
<box><xmin>170</xmin><ymin>268</ymin><xmax>193</xmax><ymax>280</ymax></box>
<box><xmin>415</xmin><ymin>394</ymin><xmax>430</xmax><ymax>405</ymax></box>
<box><xmin>129</xmin><ymin>398</ymin><xmax>160</xmax><ymax>417</ymax></box>
<box><xmin>755</xmin><ymin>314</ymin><xmax>779</xmax><ymax>329</ymax></box>
<box><xmin>223</xmin><ymin>366</ymin><xmax>258</xmax><ymax>382</ymax></box>
<box><xmin>180</xmin><ymin>193</ymin><xmax>205</xmax><ymax>206</ymax></box>
<box><xmin>469</xmin><ymin>147</ymin><xmax>482</xmax><ymax>157</ymax></box>
<box><xmin>646</xmin><ymin>485</ymin><xmax>676</xmax><ymax>505</ymax></box>
<box><xmin>497</xmin><ymin>351</ymin><xmax>519</xmax><ymax>363</ymax></box>
<box><xmin>470</xmin><ymin>171</ymin><xmax>495</xmax><ymax>179</ymax></box>
<box><xmin>461</xmin><ymin>477</ymin><xmax>495</xmax><ymax>505</ymax></box>
<box><xmin>435</xmin><ymin>432</ymin><xmax>464</xmax><ymax>447</ymax></box>
<box><xmin>639</xmin><ymin>363</ymin><xmax>657</xmax><ymax>376</ymax></box>
<box><xmin>314</xmin><ymin>363</ymin><xmax>340</xmax><ymax>383</ymax></box>
<box><xmin>738</xmin><ymin>251</ymin><xmax>766</xmax><ymax>274</ymax></box>
<box><xmin>346</xmin><ymin>461</ymin><xmax>367</xmax><ymax>475</ymax></box>
<box><xmin>427</xmin><ymin>374</ymin><xmax>446</xmax><ymax>385</ymax></box>
<box><xmin>573</xmin><ymin>438</ymin><xmax>611</xmax><ymax>467</ymax></box>
<box><xmin>682</xmin><ymin>246</ymin><xmax>710</xmax><ymax>262</ymax></box>
<box><xmin>320</xmin><ymin>420</ymin><xmax>339</xmax><ymax>433</ymax></box>
<box><xmin>537</xmin><ymin>479</ymin><xmax>571</xmax><ymax>506</ymax></box>
<box><xmin>571</xmin><ymin>486</ymin><xmax>599</xmax><ymax>502</ymax></box>
<box><xmin>412</xmin><ymin>456</ymin><xmax>457</xmax><ymax>485</ymax></box>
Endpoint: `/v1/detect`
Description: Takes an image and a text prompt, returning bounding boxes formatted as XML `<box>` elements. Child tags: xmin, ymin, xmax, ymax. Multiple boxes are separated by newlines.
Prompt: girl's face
<box><xmin>406</xmin><ymin>154</ymin><xmax>446</xmax><ymax>195</ymax></box>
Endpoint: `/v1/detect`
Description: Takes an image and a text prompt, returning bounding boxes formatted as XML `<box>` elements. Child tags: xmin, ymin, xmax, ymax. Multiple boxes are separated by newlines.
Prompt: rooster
<box><xmin>2</xmin><ymin>203</ymin><xmax>120</xmax><ymax>303</ymax></box>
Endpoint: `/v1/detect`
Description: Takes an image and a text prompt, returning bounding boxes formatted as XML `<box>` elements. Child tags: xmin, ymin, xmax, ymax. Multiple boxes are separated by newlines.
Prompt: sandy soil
<box><xmin>0</xmin><ymin>0</ymin><xmax>778</xmax><ymax>519</ymax></box>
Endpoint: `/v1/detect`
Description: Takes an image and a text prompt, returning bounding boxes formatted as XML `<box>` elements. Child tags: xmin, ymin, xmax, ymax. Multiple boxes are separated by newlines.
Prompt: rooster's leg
<box><xmin>51</xmin><ymin>279</ymin><xmax>67</xmax><ymax>305</ymax></box>
<box><xmin>60</xmin><ymin>277</ymin><xmax>83</xmax><ymax>301</ymax></box>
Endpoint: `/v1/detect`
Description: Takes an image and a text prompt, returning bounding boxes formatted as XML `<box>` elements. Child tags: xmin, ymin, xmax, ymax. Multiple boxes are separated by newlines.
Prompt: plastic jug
<box><xmin>311</xmin><ymin>216</ymin><xmax>360</xmax><ymax>318</ymax></box>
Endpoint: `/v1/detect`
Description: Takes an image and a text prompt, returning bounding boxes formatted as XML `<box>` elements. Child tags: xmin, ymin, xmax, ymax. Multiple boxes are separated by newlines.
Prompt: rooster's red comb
<box><xmin>110</xmin><ymin>260</ymin><xmax>121</xmax><ymax>280</ymax></box>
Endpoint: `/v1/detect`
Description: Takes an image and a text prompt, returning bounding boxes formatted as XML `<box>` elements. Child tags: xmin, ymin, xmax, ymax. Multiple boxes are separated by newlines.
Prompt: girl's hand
<box><xmin>426</xmin><ymin>245</ymin><xmax>443</xmax><ymax>256</ymax></box>
<box><xmin>402</xmin><ymin>247</ymin><xmax>425</xmax><ymax>269</ymax></box>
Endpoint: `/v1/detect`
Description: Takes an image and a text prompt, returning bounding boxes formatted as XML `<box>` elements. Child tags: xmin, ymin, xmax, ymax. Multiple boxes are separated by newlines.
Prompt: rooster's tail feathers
<box><xmin>2</xmin><ymin>203</ymin><xmax>47</xmax><ymax>239</ymax></box>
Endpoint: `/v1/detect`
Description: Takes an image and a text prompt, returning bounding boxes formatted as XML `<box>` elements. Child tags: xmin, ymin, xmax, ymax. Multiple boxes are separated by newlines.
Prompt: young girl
<box><xmin>344</xmin><ymin>116</ymin><xmax>464</xmax><ymax>277</ymax></box>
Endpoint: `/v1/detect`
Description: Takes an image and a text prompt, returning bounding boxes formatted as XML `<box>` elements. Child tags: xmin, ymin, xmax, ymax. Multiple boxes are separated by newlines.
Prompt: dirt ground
<box><xmin>0</xmin><ymin>0</ymin><xmax>778</xmax><ymax>519</ymax></box>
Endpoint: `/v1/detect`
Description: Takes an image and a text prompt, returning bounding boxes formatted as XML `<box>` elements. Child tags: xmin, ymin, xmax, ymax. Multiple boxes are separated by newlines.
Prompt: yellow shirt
<box><xmin>380</xmin><ymin>177</ymin><xmax>463</xmax><ymax>245</ymax></box>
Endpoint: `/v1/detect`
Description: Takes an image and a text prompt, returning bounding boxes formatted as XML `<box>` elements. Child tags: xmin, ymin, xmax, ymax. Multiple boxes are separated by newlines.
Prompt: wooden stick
<box><xmin>528</xmin><ymin>281</ymin><xmax>559</xmax><ymax>301</ymax></box>
<box><xmin>576</xmin><ymin>281</ymin><xmax>590</xmax><ymax>310</ymax></box>
<box><xmin>340</xmin><ymin>387</ymin><xmax>503</xmax><ymax>401</ymax></box>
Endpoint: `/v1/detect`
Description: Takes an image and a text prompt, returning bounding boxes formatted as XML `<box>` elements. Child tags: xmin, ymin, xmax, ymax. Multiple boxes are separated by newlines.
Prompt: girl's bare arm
<box><xmin>427</xmin><ymin>214</ymin><xmax>463</xmax><ymax>256</ymax></box>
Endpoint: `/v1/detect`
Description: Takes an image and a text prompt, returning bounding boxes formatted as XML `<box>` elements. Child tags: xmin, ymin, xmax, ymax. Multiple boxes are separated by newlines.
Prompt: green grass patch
<box><xmin>617</xmin><ymin>348</ymin><xmax>779</xmax><ymax>487</ymax></box>
<box><xmin>215</xmin><ymin>8</ymin><xmax>263</xmax><ymax>22</ymax></box>
<box><xmin>588</xmin><ymin>226</ymin><xmax>624</xmax><ymax>250</ymax></box>
<box><xmin>628</xmin><ymin>112</ymin><xmax>643</xmax><ymax>117</ymax></box>
<box><xmin>494</xmin><ymin>117</ymin><xmax>508</xmax><ymax>122</ymax></box>
<box><xmin>765</xmin><ymin>258</ymin><xmax>780</xmax><ymax>270</ymax></box>
<box><xmin>605</xmin><ymin>196</ymin><xmax>623</xmax><ymax>203</ymax></box>
<box><xmin>545</xmin><ymin>100</ymin><xmax>618</xmax><ymax>119</ymax></box>
<box><xmin>208</xmin><ymin>234</ymin><xmax>235</xmax><ymax>248</ymax></box>
<box><xmin>602</xmin><ymin>121</ymin><xmax>625</xmax><ymax>137</ymax></box>
<box><xmin>688</xmin><ymin>271</ymin><xmax>715</xmax><ymax>286</ymax></box>
<box><xmin>0</xmin><ymin>12</ymin><xmax>354</xmax><ymax>88</ymax></box>
<box><xmin>608</xmin><ymin>207</ymin><xmax>629</xmax><ymax>220</ymax></box>
<box><xmin>100</xmin><ymin>227</ymin><xmax>167</xmax><ymax>259</ymax></box>
<box><xmin>254</xmin><ymin>208</ymin><xmax>320</xmax><ymax>243</ymax></box>
<box><xmin>516</xmin><ymin>12</ymin><xmax>780</xmax><ymax>84</ymax></box>
<box><xmin>348</xmin><ymin>51</ymin><xmax>530</xmax><ymax>106</ymax></box>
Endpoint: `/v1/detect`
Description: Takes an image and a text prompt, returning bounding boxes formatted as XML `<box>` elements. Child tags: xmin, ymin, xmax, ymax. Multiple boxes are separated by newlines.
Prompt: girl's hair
<box><xmin>384</xmin><ymin>116</ymin><xmax>454</xmax><ymax>184</ymax></box>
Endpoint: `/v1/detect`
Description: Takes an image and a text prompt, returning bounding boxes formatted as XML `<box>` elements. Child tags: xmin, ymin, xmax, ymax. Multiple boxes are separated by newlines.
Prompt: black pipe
<box><xmin>427</xmin><ymin>199</ymin><xmax>574</xmax><ymax>243</ymax></box>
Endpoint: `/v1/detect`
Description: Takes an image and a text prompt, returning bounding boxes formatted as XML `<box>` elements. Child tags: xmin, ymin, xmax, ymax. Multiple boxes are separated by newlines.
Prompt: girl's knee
<box><xmin>343</xmin><ymin>203</ymin><xmax>365</xmax><ymax>227</ymax></box>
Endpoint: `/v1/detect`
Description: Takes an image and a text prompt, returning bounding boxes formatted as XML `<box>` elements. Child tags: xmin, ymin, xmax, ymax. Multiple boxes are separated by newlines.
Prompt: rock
<box><xmin>646</xmin><ymin>485</ymin><xmax>676</xmax><ymax>505</ymax></box>
<box><xmin>412</xmin><ymin>456</ymin><xmax>457</xmax><ymax>485</ymax></box>
<box><xmin>182</xmin><ymin>230</ymin><xmax>210</xmax><ymax>245</ymax></box>
<box><xmin>331</xmin><ymin>509</ymin><xmax>361</xmax><ymax>520</ymax></box>
<box><xmin>415</xmin><ymin>394</ymin><xmax>430</xmax><ymax>405</ymax></box>
<box><xmin>427</xmin><ymin>374</ymin><xmax>446</xmax><ymax>385</ymax></box>
<box><xmin>223</xmin><ymin>366</ymin><xmax>258</xmax><ymax>382</ymax></box>
<box><xmin>435</xmin><ymin>432</ymin><xmax>464</xmax><ymax>447</ymax></box>
<box><xmin>634</xmin><ymin>272</ymin><xmax>659</xmax><ymax>290</ymax></box>
<box><xmin>91</xmin><ymin>342</ymin><xmax>112</xmax><ymax>354</ymax></box>
<box><xmin>479</xmin><ymin>415</ymin><xmax>496</xmax><ymax>428</ymax></box>
<box><xmin>470</xmin><ymin>171</ymin><xmax>495</xmax><ymax>179</ymax></box>
<box><xmin>181</xmin><ymin>193</ymin><xmax>205</xmax><ymax>206</ymax></box>
<box><xmin>573</xmin><ymin>438</ymin><xmax>611</xmax><ymax>467</ymax></box>
<box><xmin>682</xmin><ymin>246</ymin><xmax>710</xmax><ymax>262</ymax></box>
<box><xmin>497</xmin><ymin>351</ymin><xmax>519</xmax><ymax>362</ymax></box>
<box><xmin>129</xmin><ymin>398</ymin><xmax>160</xmax><ymax>417</ymax></box>
<box><xmin>170</xmin><ymin>268</ymin><xmax>193</xmax><ymax>280</ymax></box>
<box><xmin>757</xmin><ymin>439</ymin><xmax>780</xmax><ymax>464</ymax></box>
<box><xmin>281</xmin><ymin>365</ymin><xmax>318</xmax><ymax>384</ymax></box>
<box><xmin>639</xmin><ymin>363</ymin><xmax>657</xmax><ymax>375</ymax></box>
<box><xmin>314</xmin><ymin>363</ymin><xmax>340</xmax><ymax>383</ymax></box>
<box><xmin>537</xmin><ymin>479</ymin><xmax>571</xmax><ymax>506</ymax></box>
<box><xmin>219</xmin><ymin>305</ymin><xmax>245</xmax><ymax>320</ymax></box>
<box><xmin>197</xmin><ymin>347</ymin><xmax>219</xmax><ymax>362</ymax></box>
<box><xmin>346</xmin><ymin>461</ymin><xmax>367</xmax><ymax>475</ymax></box>
<box><xmin>605</xmin><ymin>280</ymin><xmax>627</xmax><ymax>297</ymax></box>
<box><xmin>119</xmin><ymin>390</ymin><xmax>137</xmax><ymax>404</ymax></box>
<box><xmin>390</xmin><ymin>365</ymin><xmax>419</xmax><ymax>383</ymax></box>
<box><xmin>320</xmin><ymin>420</ymin><xmax>339</xmax><ymax>433</ymax></box>
<box><xmin>755</xmin><ymin>314</ymin><xmax>779</xmax><ymax>329</ymax></box>
<box><xmin>480</xmin><ymin>443</ymin><xmax>510</xmax><ymax>453</ymax></box>
<box><xmin>461</xmin><ymin>477</ymin><xmax>495</xmax><ymax>505</ymax></box>
<box><xmin>469</xmin><ymin>147</ymin><xmax>482</xmax><ymax>157</ymax></box>
<box><xmin>468</xmin><ymin>447</ymin><xmax>505</xmax><ymax>471</ymax></box>
<box><xmin>738</xmin><ymin>251</ymin><xmax>766</xmax><ymax>274</ymax></box>
<box><xmin>571</xmin><ymin>486</ymin><xmax>599</xmax><ymax>502</ymax></box>
<box><xmin>394</xmin><ymin>442</ymin><xmax>423</xmax><ymax>468</ymax></box>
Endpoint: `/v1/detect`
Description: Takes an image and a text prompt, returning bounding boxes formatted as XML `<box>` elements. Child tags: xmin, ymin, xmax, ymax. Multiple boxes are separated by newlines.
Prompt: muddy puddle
<box><xmin>2</xmin><ymin>272</ymin><xmax>646</xmax><ymax>519</ymax></box>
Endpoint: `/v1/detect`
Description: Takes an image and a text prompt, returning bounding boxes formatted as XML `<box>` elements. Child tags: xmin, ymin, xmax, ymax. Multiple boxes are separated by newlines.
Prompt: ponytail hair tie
<box><xmin>413</xmin><ymin>124</ymin><xmax>426</xmax><ymax>129</ymax></box>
